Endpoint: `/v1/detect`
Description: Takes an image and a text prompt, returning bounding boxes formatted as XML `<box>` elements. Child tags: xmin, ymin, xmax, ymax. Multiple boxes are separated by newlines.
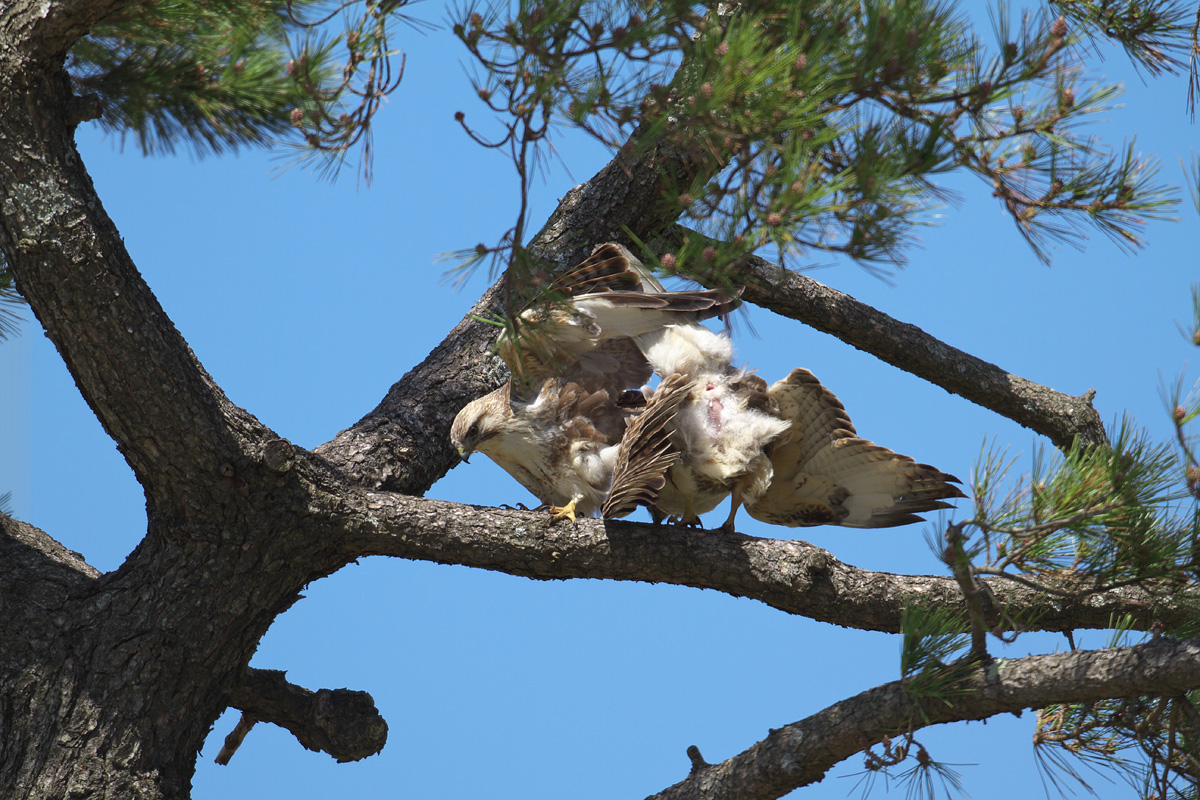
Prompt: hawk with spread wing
<box><xmin>633</xmin><ymin>322</ymin><xmax>965</xmax><ymax>530</ymax></box>
<box><xmin>742</xmin><ymin>368</ymin><xmax>965</xmax><ymax>529</ymax></box>
<box><xmin>450</xmin><ymin>244</ymin><xmax>736</xmax><ymax>520</ymax></box>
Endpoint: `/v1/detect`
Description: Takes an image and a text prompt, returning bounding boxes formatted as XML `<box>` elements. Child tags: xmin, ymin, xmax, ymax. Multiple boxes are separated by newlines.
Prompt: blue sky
<box><xmin>1</xmin><ymin>4</ymin><xmax>1196</xmax><ymax>798</ymax></box>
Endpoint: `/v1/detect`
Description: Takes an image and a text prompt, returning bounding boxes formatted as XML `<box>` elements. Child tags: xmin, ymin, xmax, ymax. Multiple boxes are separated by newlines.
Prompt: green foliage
<box><xmin>849</xmin><ymin>731</ymin><xmax>969</xmax><ymax>800</ymax></box>
<box><xmin>68</xmin><ymin>0</ymin><xmax>326</xmax><ymax>156</ymax></box>
<box><xmin>281</xmin><ymin>2</ymin><xmax>416</xmax><ymax>182</ymax></box>
<box><xmin>0</xmin><ymin>260</ymin><xmax>24</xmax><ymax>341</ymax></box>
<box><xmin>653</xmin><ymin>0</ymin><xmax>968</xmax><ymax>272</ymax></box>
<box><xmin>1049</xmin><ymin>0</ymin><xmax>1195</xmax><ymax>76</ymax></box>
<box><xmin>1186</xmin><ymin>154</ymin><xmax>1200</xmax><ymax>216</ymax></box>
<box><xmin>67</xmin><ymin>0</ymin><xmax>413</xmax><ymax>173</ymax></box>
<box><xmin>898</xmin><ymin>602</ymin><xmax>975</xmax><ymax>702</ymax></box>
<box><xmin>951</xmin><ymin>288</ymin><xmax>1200</xmax><ymax>798</ymax></box>
<box><xmin>451</xmin><ymin>0</ymin><xmax>1189</xmax><ymax>284</ymax></box>
<box><xmin>970</xmin><ymin>419</ymin><xmax>1193</xmax><ymax>591</ymax></box>
<box><xmin>1035</xmin><ymin>690</ymin><xmax>1200</xmax><ymax>799</ymax></box>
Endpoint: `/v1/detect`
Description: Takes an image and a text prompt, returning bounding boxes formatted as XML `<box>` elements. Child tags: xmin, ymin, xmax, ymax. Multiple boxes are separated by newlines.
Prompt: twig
<box><xmin>944</xmin><ymin>522</ymin><xmax>989</xmax><ymax>660</ymax></box>
<box><xmin>214</xmin><ymin>713</ymin><xmax>257</xmax><ymax>765</ymax></box>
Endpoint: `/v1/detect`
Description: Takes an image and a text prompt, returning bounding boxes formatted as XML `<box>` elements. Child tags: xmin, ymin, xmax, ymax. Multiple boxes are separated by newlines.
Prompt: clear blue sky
<box><xmin>1</xmin><ymin>4</ymin><xmax>1196</xmax><ymax>798</ymax></box>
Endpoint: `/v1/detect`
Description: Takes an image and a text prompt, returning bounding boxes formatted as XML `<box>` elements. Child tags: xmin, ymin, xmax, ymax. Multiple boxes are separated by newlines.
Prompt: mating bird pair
<box><xmin>450</xmin><ymin>243</ymin><xmax>964</xmax><ymax>530</ymax></box>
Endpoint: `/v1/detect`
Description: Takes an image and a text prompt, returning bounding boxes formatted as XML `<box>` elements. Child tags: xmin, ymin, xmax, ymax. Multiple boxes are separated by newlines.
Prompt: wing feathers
<box><xmin>746</xmin><ymin>369</ymin><xmax>964</xmax><ymax>528</ymax></box>
<box><xmin>554</xmin><ymin>243</ymin><xmax>661</xmax><ymax>296</ymax></box>
<box><xmin>499</xmin><ymin>244</ymin><xmax>741</xmax><ymax>389</ymax></box>
<box><xmin>457</xmin><ymin>245</ymin><xmax>964</xmax><ymax>530</ymax></box>
<box><xmin>602</xmin><ymin>374</ymin><xmax>695</xmax><ymax>519</ymax></box>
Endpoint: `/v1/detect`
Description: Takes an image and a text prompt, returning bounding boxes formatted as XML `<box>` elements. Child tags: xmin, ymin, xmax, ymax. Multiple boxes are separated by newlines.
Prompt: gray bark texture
<box><xmin>0</xmin><ymin>2</ymin><xmax>1192</xmax><ymax>799</ymax></box>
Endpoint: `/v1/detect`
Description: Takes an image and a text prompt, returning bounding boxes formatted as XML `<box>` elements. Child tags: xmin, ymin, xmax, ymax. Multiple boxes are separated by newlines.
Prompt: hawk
<box><xmin>634</xmin><ymin>322</ymin><xmax>791</xmax><ymax>528</ymax></box>
<box><xmin>743</xmin><ymin>368</ymin><xmax>965</xmax><ymax>529</ymax></box>
<box><xmin>450</xmin><ymin>244</ymin><xmax>737</xmax><ymax>520</ymax></box>
<box><xmin>633</xmin><ymin>323</ymin><xmax>964</xmax><ymax>530</ymax></box>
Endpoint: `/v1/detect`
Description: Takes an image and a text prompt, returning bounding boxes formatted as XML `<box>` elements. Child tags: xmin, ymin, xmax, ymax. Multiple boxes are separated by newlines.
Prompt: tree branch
<box><xmin>313</xmin><ymin>134</ymin><xmax>709</xmax><ymax>495</ymax></box>
<box><xmin>647</xmin><ymin>638</ymin><xmax>1200</xmax><ymax>800</ymax></box>
<box><xmin>223</xmin><ymin>667</ymin><xmax>387</xmax><ymax>764</ymax></box>
<box><xmin>734</xmin><ymin>249</ymin><xmax>1106</xmax><ymax>449</ymax></box>
<box><xmin>0</xmin><ymin>11</ymin><xmax>272</xmax><ymax>502</ymax></box>
<box><xmin>0</xmin><ymin>513</ymin><xmax>99</xmax><ymax>649</ymax></box>
<box><xmin>2</xmin><ymin>0</ymin><xmax>131</xmax><ymax>65</ymax></box>
<box><xmin>659</xmin><ymin>229</ymin><xmax>1108</xmax><ymax>450</ymax></box>
<box><xmin>339</xmin><ymin>492</ymin><xmax>1196</xmax><ymax>635</ymax></box>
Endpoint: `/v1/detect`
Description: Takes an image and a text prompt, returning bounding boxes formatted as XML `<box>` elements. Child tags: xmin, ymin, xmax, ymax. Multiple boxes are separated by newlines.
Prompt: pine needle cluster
<box><xmin>65</xmin><ymin>0</ymin><xmax>414</xmax><ymax>178</ymax></box>
<box><xmin>893</xmin><ymin>287</ymin><xmax>1200</xmax><ymax>799</ymax></box>
<box><xmin>448</xmin><ymin>0</ymin><xmax>1189</xmax><ymax>353</ymax></box>
<box><xmin>68</xmin><ymin>0</ymin><xmax>326</xmax><ymax>156</ymax></box>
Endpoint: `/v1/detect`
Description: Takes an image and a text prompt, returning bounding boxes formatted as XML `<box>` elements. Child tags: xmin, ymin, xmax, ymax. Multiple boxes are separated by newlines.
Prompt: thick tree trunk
<box><xmin>0</xmin><ymin>7</ymin><xmax>357</xmax><ymax>795</ymax></box>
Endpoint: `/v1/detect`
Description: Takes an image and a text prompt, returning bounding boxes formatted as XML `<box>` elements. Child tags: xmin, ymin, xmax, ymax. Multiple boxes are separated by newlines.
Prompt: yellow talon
<box><xmin>549</xmin><ymin>499</ymin><xmax>578</xmax><ymax>522</ymax></box>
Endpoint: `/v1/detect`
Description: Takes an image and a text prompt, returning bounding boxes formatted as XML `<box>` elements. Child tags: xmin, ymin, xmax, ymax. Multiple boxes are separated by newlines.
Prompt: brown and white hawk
<box><xmin>743</xmin><ymin>368</ymin><xmax>965</xmax><ymax>529</ymax></box>
<box><xmin>450</xmin><ymin>243</ymin><xmax>735</xmax><ymax>520</ymax></box>
<box><xmin>633</xmin><ymin>322</ymin><xmax>965</xmax><ymax>530</ymax></box>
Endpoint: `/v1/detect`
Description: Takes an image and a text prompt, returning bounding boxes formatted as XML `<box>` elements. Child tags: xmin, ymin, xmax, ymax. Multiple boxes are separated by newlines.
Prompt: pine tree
<box><xmin>1</xmin><ymin>1</ymin><xmax>1199</xmax><ymax>798</ymax></box>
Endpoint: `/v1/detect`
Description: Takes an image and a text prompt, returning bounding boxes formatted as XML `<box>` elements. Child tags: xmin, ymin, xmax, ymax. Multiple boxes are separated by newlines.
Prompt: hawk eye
<box><xmin>466</xmin><ymin>422</ymin><xmax>480</xmax><ymax>439</ymax></box>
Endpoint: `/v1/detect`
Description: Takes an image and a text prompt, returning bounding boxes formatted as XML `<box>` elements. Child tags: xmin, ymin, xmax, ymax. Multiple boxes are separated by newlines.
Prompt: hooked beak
<box><xmin>456</xmin><ymin>445</ymin><xmax>471</xmax><ymax>464</ymax></box>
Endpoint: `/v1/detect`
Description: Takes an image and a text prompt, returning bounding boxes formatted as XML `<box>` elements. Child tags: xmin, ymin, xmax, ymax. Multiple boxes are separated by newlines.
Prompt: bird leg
<box><xmin>548</xmin><ymin>498</ymin><xmax>578</xmax><ymax>522</ymax></box>
<box><xmin>678</xmin><ymin>498</ymin><xmax>703</xmax><ymax>528</ymax></box>
<box><xmin>718</xmin><ymin>487</ymin><xmax>743</xmax><ymax>533</ymax></box>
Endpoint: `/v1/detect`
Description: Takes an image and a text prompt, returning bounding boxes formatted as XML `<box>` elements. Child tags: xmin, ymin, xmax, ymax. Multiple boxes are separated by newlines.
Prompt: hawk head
<box><xmin>450</xmin><ymin>385</ymin><xmax>516</xmax><ymax>463</ymax></box>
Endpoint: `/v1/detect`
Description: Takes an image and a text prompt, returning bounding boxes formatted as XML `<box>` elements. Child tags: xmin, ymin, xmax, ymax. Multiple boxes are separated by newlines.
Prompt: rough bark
<box><xmin>649</xmin><ymin>638</ymin><xmax>1200</xmax><ymax>800</ymax></box>
<box><xmin>726</xmin><ymin>251</ymin><xmax>1108</xmax><ymax>450</ymax></box>
<box><xmin>313</xmin><ymin>139</ymin><xmax>706</xmax><ymax>495</ymax></box>
<box><xmin>224</xmin><ymin>668</ymin><xmax>388</xmax><ymax>764</ymax></box>
<box><xmin>342</xmin><ymin>494</ymin><xmax>1199</xmax><ymax>634</ymax></box>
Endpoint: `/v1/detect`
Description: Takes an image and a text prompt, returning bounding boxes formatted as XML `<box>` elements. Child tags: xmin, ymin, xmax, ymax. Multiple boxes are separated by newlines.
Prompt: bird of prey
<box><xmin>634</xmin><ymin>322</ymin><xmax>792</xmax><ymax>528</ymax></box>
<box><xmin>633</xmin><ymin>323</ymin><xmax>964</xmax><ymax>530</ymax></box>
<box><xmin>450</xmin><ymin>243</ymin><xmax>738</xmax><ymax>520</ymax></box>
<box><xmin>495</xmin><ymin>243</ymin><xmax>735</xmax><ymax>394</ymax></box>
<box><xmin>743</xmin><ymin>368</ymin><xmax>965</xmax><ymax>528</ymax></box>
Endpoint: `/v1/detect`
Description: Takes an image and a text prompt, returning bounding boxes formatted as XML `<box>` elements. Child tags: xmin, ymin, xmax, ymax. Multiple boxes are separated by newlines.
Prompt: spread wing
<box><xmin>602</xmin><ymin>373</ymin><xmax>694</xmax><ymax>519</ymax></box>
<box><xmin>745</xmin><ymin>369</ymin><xmax>965</xmax><ymax>528</ymax></box>
<box><xmin>552</xmin><ymin>242</ymin><xmax>665</xmax><ymax>295</ymax></box>
<box><xmin>497</xmin><ymin>244</ymin><xmax>741</xmax><ymax>397</ymax></box>
<box><xmin>456</xmin><ymin>242</ymin><xmax>743</xmax><ymax>519</ymax></box>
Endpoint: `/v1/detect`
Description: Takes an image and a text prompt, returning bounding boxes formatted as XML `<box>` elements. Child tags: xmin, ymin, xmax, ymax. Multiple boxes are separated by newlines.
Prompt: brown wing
<box><xmin>553</xmin><ymin>242</ymin><xmax>661</xmax><ymax>295</ymax></box>
<box><xmin>561</xmin><ymin>337</ymin><xmax>654</xmax><ymax>398</ymax></box>
<box><xmin>745</xmin><ymin>369</ymin><xmax>965</xmax><ymax>528</ymax></box>
<box><xmin>539</xmin><ymin>379</ymin><xmax>630</xmax><ymax>446</ymax></box>
<box><xmin>498</xmin><ymin>244</ymin><xmax>742</xmax><ymax>395</ymax></box>
<box><xmin>602</xmin><ymin>374</ymin><xmax>695</xmax><ymax>519</ymax></box>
